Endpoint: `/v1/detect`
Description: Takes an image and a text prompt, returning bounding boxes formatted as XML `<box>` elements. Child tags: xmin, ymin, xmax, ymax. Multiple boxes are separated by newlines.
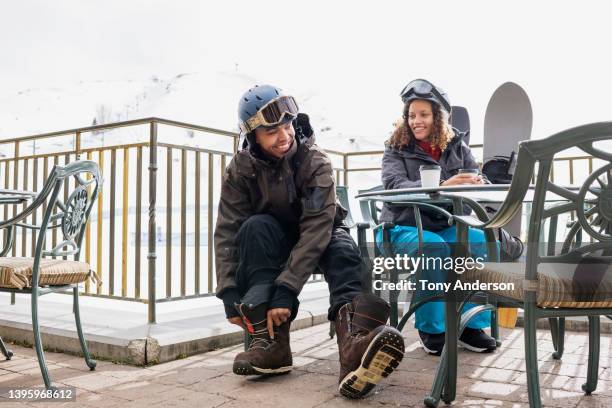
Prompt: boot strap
<box><xmin>352</xmin><ymin>311</ymin><xmax>387</xmax><ymax>326</ymax></box>
<box><xmin>351</xmin><ymin>312</ymin><xmax>388</xmax><ymax>334</ymax></box>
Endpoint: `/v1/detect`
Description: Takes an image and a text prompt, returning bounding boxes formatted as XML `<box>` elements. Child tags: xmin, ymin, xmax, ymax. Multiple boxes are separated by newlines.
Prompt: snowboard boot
<box><xmin>232</xmin><ymin>303</ymin><xmax>293</xmax><ymax>376</ymax></box>
<box><xmin>335</xmin><ymin>293</ymin><xmax>405</xmax><ymax>398</ymax></box>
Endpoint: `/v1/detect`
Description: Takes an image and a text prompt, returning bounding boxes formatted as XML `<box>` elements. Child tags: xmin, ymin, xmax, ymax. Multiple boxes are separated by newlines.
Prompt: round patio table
<box><xmin>356</xmin><ymin>183</ymin><xmax>583</xmax><ymax>204</ymax></box>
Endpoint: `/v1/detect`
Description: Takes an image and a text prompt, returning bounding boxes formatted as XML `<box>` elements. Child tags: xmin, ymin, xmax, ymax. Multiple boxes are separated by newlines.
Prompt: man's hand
<box><xmin>227</xmin><ymin>316</ymin><xmax>245</xmax><ymax>329</ymax></box>
<box><xmin>267</xmin><ymin>308</ymin><xmax>291</xmax><ymax>339</ymax></box>
<box><xmin>441</xmin><ymin>174</ymin><xmax>484</xmax><ymax>186</ymax></box>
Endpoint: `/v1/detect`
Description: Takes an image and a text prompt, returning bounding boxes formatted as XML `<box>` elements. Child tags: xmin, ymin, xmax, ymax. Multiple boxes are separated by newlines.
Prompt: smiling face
<box><xmin>254</xmin><ymin>121</ymin><xmax>295</xmax><ymax>159</ymax></box>
<box><xmin>407</xmin><ymin>99</ymin><xmax>434</xmax><ymax>141</ymax></box>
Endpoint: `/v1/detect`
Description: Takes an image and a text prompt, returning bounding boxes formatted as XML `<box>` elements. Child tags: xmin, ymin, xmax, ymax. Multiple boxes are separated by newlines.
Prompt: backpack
<box><xmin>482</xmin><ymin>151</ymin><xmax>516</xmax><ymax>184</ymax></box>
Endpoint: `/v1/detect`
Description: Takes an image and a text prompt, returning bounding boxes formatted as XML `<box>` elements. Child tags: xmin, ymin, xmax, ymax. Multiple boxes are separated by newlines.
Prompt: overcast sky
<box><xmin>2</xmin><ymin>0</ymin><xmax>612</xmax><ymax>144</ymax></box>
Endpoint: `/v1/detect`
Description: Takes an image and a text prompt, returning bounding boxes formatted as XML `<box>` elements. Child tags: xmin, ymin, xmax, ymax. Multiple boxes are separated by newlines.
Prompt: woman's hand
<box><xmin>441</xmin><ymin>174</ymin><xmax>484</xmax><ymax>186</ymax></box>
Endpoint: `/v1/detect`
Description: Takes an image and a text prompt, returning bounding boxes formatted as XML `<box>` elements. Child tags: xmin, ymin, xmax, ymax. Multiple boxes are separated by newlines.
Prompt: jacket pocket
<box><xmin>302</xmin><ymin>173</ymin><xmax>334</xmax><ymax>211</ymax></box>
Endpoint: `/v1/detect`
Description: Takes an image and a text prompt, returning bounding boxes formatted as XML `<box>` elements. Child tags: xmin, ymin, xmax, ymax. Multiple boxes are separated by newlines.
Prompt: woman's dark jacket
<box><xmin>380</xmin><ymin>130</ymin><xmax>481</xmax><ymax>231</ymax></box>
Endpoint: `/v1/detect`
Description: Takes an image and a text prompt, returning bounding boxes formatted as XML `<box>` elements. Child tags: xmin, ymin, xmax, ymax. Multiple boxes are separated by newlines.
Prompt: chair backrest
<box><xmin>450</xmin><ymin>105</ymin><xmax>470</xmax><ymax>144</ymax></box>
<box><xmin>358</xmin><ymin>185</ymin><xmax>384</xmax><ymax>227</ymax></box>
<box><xmin>47</xmin><ymin>161</ymin><xmax>102</xmax><ymax>260</ymax></box>
<box><xmin>486</xmin><ymin>122</ymin><xmax>612</xmax><ymax>281</ymax></box>
<box><xmin>0</xmin><ymin>161</ymin><xmax>102</xmax><ymax>264</ymax></box>
<box><xmin>335</xmin><ymin>185</ymin><xmax>354</xmax><ymax>228</ymax></box>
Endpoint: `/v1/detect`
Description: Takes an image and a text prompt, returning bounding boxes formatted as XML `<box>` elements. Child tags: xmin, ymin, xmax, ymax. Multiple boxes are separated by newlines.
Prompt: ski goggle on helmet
<box><xmin>400</xmin><ymin>79</ymin><xmax>451</xmax><ymax>114</ymax></box>
<box><xmin>239</xmin><ymin>95</ymin><xmax>299</xmax><ymax>133</ymax></box>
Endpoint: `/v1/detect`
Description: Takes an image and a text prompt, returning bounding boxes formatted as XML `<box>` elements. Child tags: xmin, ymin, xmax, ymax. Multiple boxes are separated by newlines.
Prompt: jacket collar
<box><xmin>398</xmin><ymin>128</ymin><xmax>465</xmax><ymax>161</ymax></box>
<box><xmin>246</xmin><ymin>136</ymin><xmax>299</xmax><ymax>171</ymax></box>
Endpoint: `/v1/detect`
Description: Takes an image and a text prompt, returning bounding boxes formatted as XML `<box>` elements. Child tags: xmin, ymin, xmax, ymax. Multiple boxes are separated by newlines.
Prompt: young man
<box><xmin>214</xmin><ymin>84</ymin><xmax>405</xmax><ymax>398</ymax></box>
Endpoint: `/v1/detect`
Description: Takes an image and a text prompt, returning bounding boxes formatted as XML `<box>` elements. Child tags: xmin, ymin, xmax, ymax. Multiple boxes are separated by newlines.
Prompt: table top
<box><xmin>356</xmin><ymin>184</ymin><xmax>583</xmax><ymax>205</ymax></box>
<box><xmin>0</xmin><ymin>188</ymin><xmax>37</xmax><ymax>205</ymax></box>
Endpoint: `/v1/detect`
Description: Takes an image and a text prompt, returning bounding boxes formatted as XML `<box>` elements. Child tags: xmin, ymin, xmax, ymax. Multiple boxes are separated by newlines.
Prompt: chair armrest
<box><xmin>373</xmin><ymin>222</ymin><xmax>395</xmax><ymax>232</ymax></box>
<box><xmin>356</xmin><ymin>222</ymin><xmax>370</xmax><ymax>230</ymax></box>
<box><xmin>389</xmin><ymin>201</ymin><xmax>454</xmax><ymax>222</ymax></box>
<box><xmin>0</xmin><ymin>225</ymin><xmax>15</xmax><ymax>256</ymax></box>
<box><xmin>451</xmin><ymin>215</ymin><xmax>486</xmax><ymax>229</ymax></box>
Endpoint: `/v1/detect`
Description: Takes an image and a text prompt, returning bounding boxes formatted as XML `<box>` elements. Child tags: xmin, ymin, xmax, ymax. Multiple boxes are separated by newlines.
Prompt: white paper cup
<box><xmin>419</xmin><ymin>165</ymin><xmax>441</xmax><ymax>188</ymax></box>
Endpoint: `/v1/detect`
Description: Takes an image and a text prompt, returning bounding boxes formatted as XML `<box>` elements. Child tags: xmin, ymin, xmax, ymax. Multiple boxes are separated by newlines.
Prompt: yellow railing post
<box><xmin>121</xmin><ymin>148</ymin><xmax>129</xmax><ymax>297</ymax></box>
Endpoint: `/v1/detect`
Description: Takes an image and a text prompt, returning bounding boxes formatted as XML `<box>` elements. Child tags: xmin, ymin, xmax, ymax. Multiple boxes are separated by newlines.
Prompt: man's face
<box><xmin>254</xmin><ymin>121</ymin><xmax>295</xmax><ymax>159</ymax></box>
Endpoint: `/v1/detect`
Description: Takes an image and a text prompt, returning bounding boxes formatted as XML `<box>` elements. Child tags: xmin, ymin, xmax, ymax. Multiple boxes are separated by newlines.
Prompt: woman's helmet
<box><xmin>399</xmin><ymin>79</ymin><xmax>451</xmax><ymax>114</ymax></box>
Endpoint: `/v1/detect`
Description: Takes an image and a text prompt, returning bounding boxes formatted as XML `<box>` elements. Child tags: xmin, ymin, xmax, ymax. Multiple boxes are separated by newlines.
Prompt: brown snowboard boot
<box><xmin>232</xmin><ymin>303</ymin><xmax>293</xmax><ymax>376</ymax></box>
<box><xmin>335</xmin><ymin>294</ymin><xmax>405</xmax><ymax>398</ymax></box>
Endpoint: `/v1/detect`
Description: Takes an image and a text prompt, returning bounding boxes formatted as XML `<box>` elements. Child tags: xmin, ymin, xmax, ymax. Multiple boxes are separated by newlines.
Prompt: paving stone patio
<box><xmin>1</xmin><ymin>323</ymin><xmax>611</xmax><ymax>407</ymax></box>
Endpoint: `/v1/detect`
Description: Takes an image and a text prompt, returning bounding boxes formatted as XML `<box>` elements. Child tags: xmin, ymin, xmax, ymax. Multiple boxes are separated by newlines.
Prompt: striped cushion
<box><xmin>463</xmin><ymin>260</ymin><xmax>612</xmax><ymax>308</ymax></box>
<box><xmin>0</xmin><ymin>257</ymin><xmax>92</xmax><ymax>290</ymax></box>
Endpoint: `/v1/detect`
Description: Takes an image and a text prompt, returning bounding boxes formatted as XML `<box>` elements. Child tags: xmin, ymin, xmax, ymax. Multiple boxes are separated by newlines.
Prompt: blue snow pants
<box><xmin>376</xmin><ymin>225</ymin><xmax>497</xmax><ymax>334</ymax></box>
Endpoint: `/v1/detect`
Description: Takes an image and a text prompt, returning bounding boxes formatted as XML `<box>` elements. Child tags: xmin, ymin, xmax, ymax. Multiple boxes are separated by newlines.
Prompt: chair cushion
<box><xmin>463</xmin><ymin>259</ymin><xmax>612</xmax><ymax>308</ymax></box>
<box><xmin>0</xmin><ymin>257</ymin><xmax>92</xmax><ymax>290</ymax></box>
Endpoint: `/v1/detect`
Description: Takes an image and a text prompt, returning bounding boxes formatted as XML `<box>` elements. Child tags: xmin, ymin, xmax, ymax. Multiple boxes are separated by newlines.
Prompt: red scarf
<box><xmin>416</xmin><ymin>140</ymin><xmax>442</xmax><ymax>162</ymax></box>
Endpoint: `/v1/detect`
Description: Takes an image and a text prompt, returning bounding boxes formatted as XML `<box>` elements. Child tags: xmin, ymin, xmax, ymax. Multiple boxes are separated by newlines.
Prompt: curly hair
<box><xmin>386</xmin><ymin>100</ymin><xmax>454</xmax><ymax>151</ymax></box>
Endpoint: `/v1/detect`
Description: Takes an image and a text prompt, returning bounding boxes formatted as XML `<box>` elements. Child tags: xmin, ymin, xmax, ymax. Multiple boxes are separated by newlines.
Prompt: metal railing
<box><xmin>327</xmin><ymin>144</ymin><xmax>596</xmax><ymax>189</ymax></box>
<box><xmin>0</xmin><ymin>118</ymin><xmax>237</xmax><ymax>323</ymax></box>
<box><xmin>0</xmin><ymin>119</ymin><xmax>595</xmax><ymax>323</ymax></box>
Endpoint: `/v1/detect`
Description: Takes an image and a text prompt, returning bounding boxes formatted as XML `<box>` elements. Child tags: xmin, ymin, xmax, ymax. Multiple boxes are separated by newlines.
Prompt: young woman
<box><xmin>378</xmin><ymin>79</ymin><xmax>497</xmax><ymax>355</ymax></box>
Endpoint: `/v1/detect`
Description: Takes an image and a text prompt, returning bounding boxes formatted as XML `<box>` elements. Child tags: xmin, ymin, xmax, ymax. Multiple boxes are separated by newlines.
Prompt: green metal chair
<box><xmin>427</xmin><ymin>122</ymin><xmax>612</xmax><ymax>407</ymax></box>
<box><xmin>0</xmin><ymin>160</ymin><xmax>102</xmax><ymax>389</ymax></box>
<box><xmin>335</xmin><ymin>185</ymin><xmax>371</xmax><ymax>290</ymax></box>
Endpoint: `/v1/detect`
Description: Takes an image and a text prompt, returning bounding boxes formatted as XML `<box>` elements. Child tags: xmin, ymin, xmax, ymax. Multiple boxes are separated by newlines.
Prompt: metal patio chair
<box><xmin>335</xmin><ymin>185</ymin><xmax>371</xmax><ymax>289</ymax></box>
<box><xmin>0</xmin><ymin>160</ymin><xmax>102</xmax><ymax>389</ymax></box>
<box><xmin>427</xmin><ymin>122</ymin><xmax>612</xmax><ymax>408</ymax></box>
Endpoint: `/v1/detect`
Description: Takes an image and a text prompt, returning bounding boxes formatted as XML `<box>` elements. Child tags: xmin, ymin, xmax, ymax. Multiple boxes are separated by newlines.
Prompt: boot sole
<box><xmin>458</xmin><ymin>340</ymin><xmax>496</xmax><ymax>353</ymax></box>
<box><xmin>339</xmin><ymin>327</ymin><xmax>405</xmax><ymax>399</ymax></box>
<box><xmin>233</xmin><ymin>360</ymin><xmax>292</xmax><ymax>376</ymax></box>
<box><xmin>418</xmin><ymin>338</ymin><xmax>442</xmax><ymax>356</ymax></box>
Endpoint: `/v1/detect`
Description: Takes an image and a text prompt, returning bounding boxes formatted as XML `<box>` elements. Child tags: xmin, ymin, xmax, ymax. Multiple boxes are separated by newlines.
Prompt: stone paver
<box><xmin>0</xmin><ymin>324</ymin><xmax>611</xmax><ymax>407</ymax></box>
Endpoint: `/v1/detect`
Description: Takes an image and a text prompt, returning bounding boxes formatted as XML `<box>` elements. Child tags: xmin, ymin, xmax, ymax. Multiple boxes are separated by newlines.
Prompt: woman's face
<box><xmin>407</xmin><ymin>100</ymin><xmax>434</xmax><ymax>141</ymax></box>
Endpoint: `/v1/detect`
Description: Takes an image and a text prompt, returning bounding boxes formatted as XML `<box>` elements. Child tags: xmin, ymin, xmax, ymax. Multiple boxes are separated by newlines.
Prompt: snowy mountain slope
<box><xmin>0</xmin><ymin>70</ymin><xmax>393</xmax><ymax>155</ymax></box>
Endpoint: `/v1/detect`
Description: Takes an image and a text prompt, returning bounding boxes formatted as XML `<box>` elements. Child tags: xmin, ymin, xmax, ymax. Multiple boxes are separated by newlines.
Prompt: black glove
<box><xmin>293</xmin><ymin>113</ymin><xmax>314</xmax><ymax>141</ymax></box>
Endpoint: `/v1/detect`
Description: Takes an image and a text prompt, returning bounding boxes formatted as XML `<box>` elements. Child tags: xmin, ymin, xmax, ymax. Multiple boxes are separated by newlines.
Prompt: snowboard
<box><xmin>483</xmin><ymin>82</ymin><xmax>533</xmax><ymax>237</ymax></box>
<box><xmin>483</xmin><ymin>82</ymin><xmax>532</xmax><ymax>329</ymax></box>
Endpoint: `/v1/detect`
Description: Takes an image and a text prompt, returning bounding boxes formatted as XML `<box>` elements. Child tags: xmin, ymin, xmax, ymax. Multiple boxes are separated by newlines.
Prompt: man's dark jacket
<box><xmin>214</xmin><ymin>114</ymin><xmax>347</xmax><ymax>308</ymax></box>
<box><xmin>380</xmin><ymin>131</ymin><xmax>480</xmax><ymax>231</ymax></box>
